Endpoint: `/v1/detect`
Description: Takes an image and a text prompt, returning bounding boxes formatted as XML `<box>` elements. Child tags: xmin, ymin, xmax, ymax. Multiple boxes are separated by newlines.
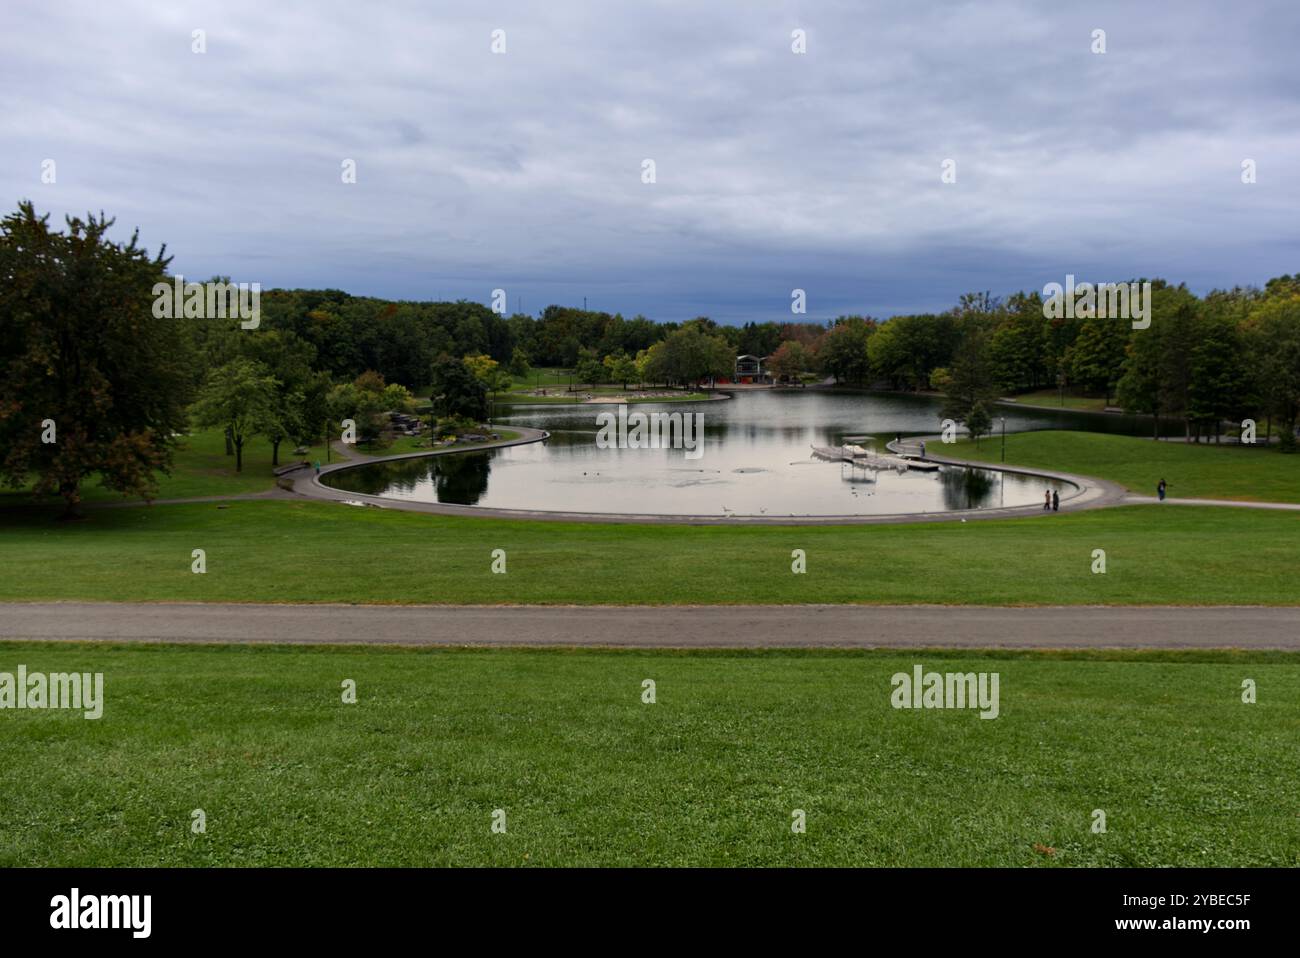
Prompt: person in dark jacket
<box><xmin>1157</xmin><ymin>478</ymin><xmax>1167</xmax><ymax>501</ymax></box>
<box><xmin>1051</xmin><ymin>490</ymin><xmax>1059</xmax><ymax>512</ymax></box>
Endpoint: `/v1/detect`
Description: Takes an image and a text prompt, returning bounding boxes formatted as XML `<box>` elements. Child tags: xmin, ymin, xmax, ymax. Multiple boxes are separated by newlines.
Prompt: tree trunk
<box><xmin>272</xmin><ymin>439</ymin><xmax>280</xmax><ymax>466</ymax></box>
<box><xmin>235</xmin><ymin>438</ymin><xmax>244</xmax><ymax>473</ymax></box>
<box><xmin>225</xmin><ymin>427</ymin><xmax>234</xmax><ymax>456</ymax></box>
<box><xmin>58</xmin><ymin>478</ymin><xmax>81</xmax><ymax>520</ymax></box>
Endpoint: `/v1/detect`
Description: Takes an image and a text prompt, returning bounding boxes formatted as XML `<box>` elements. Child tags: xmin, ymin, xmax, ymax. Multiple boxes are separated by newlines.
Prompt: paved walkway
<box><xmin>1122</xmin><ymin>495</ymin><xmax>1300</xmax><ymax>512</ymax></box>
<box><xmin>4</xmin><ymin>602</ymin><xmax>1298</xmax><ymax>649</ymax></box>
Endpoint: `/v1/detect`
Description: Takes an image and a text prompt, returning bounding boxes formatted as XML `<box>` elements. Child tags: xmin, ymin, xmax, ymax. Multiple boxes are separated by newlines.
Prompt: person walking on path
<box><xmin>314</xmin><ymin>460</ymin><xmax>321</xmax><ymax>475</ymax></box>
<box><xmin>1157</xmin><ymin>478</ymin><xmax>1167</xmax><ymax>501</ymax></box>
<box><xmin>1043</xmin><ymin>490</ymin><xmax>1051</xmax><ymax>510</ymax></box>
<box><xmin>1052</xmin><ymin>489</ymin><xmax>1059</xmax><ymax>512</ymax></box>
<box><xmin>919</xmin><ymin>440</ymin><xmax>926</xmax><ymax>459</ymax></box>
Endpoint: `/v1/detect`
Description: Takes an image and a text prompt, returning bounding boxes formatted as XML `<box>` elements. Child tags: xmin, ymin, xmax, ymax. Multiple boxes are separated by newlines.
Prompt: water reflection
<box><xmin>939</xmin><ymin>466</ymin><xmax>999</xmax><ymax>511</ymax></box>
<box><xmin>324</xmin><ymin>391</ymin><xmax>1077</xmax><ymax>517</ymax></box>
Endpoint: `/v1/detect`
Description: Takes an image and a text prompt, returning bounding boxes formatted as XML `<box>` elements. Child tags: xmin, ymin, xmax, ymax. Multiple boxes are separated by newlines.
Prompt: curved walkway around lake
<box><xmin>285</xmin><ymin>426</ymin><xmax>1130</xmax><ymax>526</ymax></box>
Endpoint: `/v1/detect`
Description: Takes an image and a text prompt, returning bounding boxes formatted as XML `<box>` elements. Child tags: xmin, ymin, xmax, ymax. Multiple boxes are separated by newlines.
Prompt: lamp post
<box><xmin>1000</xmin><ymin>416</ymin><xmax>1006</xmax><ymax>462</ymax></box>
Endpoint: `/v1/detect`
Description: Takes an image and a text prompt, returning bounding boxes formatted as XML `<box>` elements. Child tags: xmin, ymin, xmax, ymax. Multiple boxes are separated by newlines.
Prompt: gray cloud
<box><xmin>2</xmin><ymin>0</ymin><xmax>1297</xmax><ymax>323</ymax></box>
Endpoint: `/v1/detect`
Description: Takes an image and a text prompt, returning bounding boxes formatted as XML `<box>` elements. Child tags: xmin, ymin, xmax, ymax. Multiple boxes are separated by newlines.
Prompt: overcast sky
<box><xmin>3</xmin><ymin>1</ymin><xmax>1298</xmax><ymax>324</ymax></box>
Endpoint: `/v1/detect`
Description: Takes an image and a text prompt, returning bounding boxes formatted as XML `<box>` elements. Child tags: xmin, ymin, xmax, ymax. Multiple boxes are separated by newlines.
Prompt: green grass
<box><xmin>2</xmin><ymin>642</ymin><xmax>1295</xmax><ymax>866</ymax></box>
<box><xmin>1003</xmin><ymin>390</ymin><xmax>1108</xmax><ymax>412</ymax></box>
<box><xmin>0</xmin><ymin>428</ymin><xmax>328</xmax><ymax>506</ymax></box>
<box><xmin>510</xmin><ymin>366</ymin><xmax>573</xmax><ymax>389</ymax></box>
<box><xmin>953</xmin><ymin>430</ymin><xmax>1300</xmax><ymax>503</ymax></box>
<box><xmin>1</xmin><ymin>499</ymin><xmax>1298</xmax><ymax>605</ymax></box>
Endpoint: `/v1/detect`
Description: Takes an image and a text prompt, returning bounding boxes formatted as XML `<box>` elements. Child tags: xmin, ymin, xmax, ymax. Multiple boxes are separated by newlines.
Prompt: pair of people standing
<box><xmin>1043</xmin><ymin>490</ymin><xmax>1059</xmax><ymax>512</ymax></box>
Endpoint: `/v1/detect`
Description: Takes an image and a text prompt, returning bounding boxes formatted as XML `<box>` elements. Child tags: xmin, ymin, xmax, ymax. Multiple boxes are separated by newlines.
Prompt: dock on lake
<box><xmin>810</xmin><ymin>444</ymin><xmax>940</xmax><ymax>472</ymax></box>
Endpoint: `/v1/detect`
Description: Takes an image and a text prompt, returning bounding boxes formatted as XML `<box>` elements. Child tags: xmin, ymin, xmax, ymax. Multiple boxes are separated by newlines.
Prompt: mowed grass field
<box><xmin>0</xmin><ymin>428</ymin><xmax>328</xmax><ymax>505</ymax></box>
<box><xmin>0</xmin><ymin>499</ymin><xmax>1298</xmax><ymax>604</ymax></box>
<box><xmin>954</xmin><ymin>430</ymin><xmax>1300</xmax><ymax>503</ymax></box>
<box><xmin>1</xmin><ymin>643</ymin><xmax>1295</xmax><ymax>867</ymax></box>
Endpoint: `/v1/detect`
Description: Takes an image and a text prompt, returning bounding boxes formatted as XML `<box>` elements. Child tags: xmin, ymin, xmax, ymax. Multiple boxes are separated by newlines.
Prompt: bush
<box><xmin>434</xmin><ymin>415</ymin><xmax>481</xmax><ymax>438</ymax></box>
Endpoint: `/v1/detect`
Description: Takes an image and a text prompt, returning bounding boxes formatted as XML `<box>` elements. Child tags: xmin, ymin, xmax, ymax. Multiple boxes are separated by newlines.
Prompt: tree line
<box><xmin>3</xmin><ymin>202</ymin><xmax>1298</xmax><ymax>514</ymax></box>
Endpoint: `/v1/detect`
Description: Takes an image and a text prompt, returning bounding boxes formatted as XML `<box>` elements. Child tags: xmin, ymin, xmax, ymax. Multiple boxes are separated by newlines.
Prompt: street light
<box><xmin>1000</xmin><ymin>416</ymin><xmax>1006</xmax><ymax>462</ymax></box>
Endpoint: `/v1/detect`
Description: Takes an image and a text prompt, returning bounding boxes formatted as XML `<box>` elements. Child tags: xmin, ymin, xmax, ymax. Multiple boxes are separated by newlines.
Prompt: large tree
<box><xmin>768</xmin><ymin>340</ymin><xmax>811</xmax><ymax>382</ymax></box>
<box><xmin>241</xmin><ymin>329</ymin><xmax>318</xmax><ymax>465</ymax></box>
<box><xmin>429</xmin><ymin>356</ymin><xmax>488</xmax><ymax>420</ymax></box>
<box><xmin>816</xmin><ymin>319</ymin><xmax>872</xmax><ymax>385</ymax></box>
<box><xmin>1244</xmin><ymin>295</ymin><xmax>1300</xmax><ymax>450</ymax></box>
<box><xmin>941</xmin><ymin>327</ymin><xmax>998</xmax><ymax>425</ymax></box>
<box><xmin>0</xmin><ymin>203</ymin><xmax>194</xmax><ymax>515</ymax></box>
<box><xmin>1068</xmin><ymin>315</ymin><xmax>1130</xmax><ymax>405</ymax></box>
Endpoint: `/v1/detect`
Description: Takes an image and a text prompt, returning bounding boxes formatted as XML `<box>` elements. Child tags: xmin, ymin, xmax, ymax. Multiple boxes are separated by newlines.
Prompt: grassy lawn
<box><xmin>511</xmin><ymin>367</ymin><xmax>573</xmax><ymax>389</ymax></box>
<box><xmin>1002</xmin><ymin>390</ymin><xmax>1108</xmax><ymax>412</ymax></box>
<box><xmin>0</xmin><ymin>428</ymin><xmax>328</xmax><ymax>506</ymax></box>
<box><xmin>953</xmin><ymin>430</ymin><xmax>1300</xmax><ymax>503</ymax></box>
<box><xmin>0</xmin><ymin>499</ymin><xmax>1297</xmax><ymax>605</ymax></box>
<box><xmin>2</xmin><ymin>642</ymin><xmax>1295</xmax><ymax>867</ymax></box>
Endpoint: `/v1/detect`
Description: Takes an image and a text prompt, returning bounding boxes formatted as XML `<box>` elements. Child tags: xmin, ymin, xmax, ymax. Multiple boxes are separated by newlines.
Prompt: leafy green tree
<box><xmin>462</xmin><ymin>353</ymin><xmax>500</xmax><ymax>386</ymax></box>
<box><xmin>299</xmin><ymin>371</ymin><xmax>334</xmax><ymax>459</ymax></box>
<box><xmin>1116</xmin><ymin>284</ymin><xmax>1199</xmax><ymax>437</ymax></box>
<box><xmin>0</xmin><ymin>203</ymin><xmax>194</xmax><ymax>515</ymax></box>
<box><xmin>1244</xmin><ymin>295</ymin><xmax>1300</xmax><ymax>450</ymax></box>
<box><xmin>989</xmin><ymin>295</ymin><xmax>1049</xmax><ymax>392</ymax></box>
<box><xmin>867</xmin><ymin>314</ymin><xmax>956</xmax><ymax>390</ymax></box>
<box><xmin>603</xmin><ymin>353</ymin><xmax>638</xmax><ymax>389</ymax></box>
<box><xmin>508</xmin><ymin>347</ymin><xmax>530</xmax><ymax>379</ymax></box>
<box><xmin>966</xmin><ymin>401</ymin><xmax>994</xmax><ymax>447</ymax></box>
<box><xmin>241</xmin><ymin>330</ymin><xmax>317</xmax><ymax>465</ymax></box>
<box><xmin>941</xmin><ymin>328</ymin><xmax>998</xmax><ymax>424</ymax></box>
<box><xmin>339</xmin><ymin>371</ymin><xmax>416</xmax><ymax>446</ymax></box>
<box><xmin>575</xmin><ymin>349</ymin><xmax>606</xmax><ymax>388</ymax></box>
<box><xmin>815</xmin><ymin>319</ymin><xmax>872</xmax><ymax>385</ymax></box>
<box><xmin>1068</xmin><ymin>315</ymin><xmax>1129</xmax><ymax>405</ymax></box>
<box><xmin>191</xmin><ymin>359</ymin><xmax>279</xmax><ymax>472</ymax></box>
<box><xmin>429</xmin><ymin>356</ymin><xmax>488</xmax><ymax>420</ymax></box>
<box><xmin>1187</xmin><ymin>311</ymin><xmax>1249</xmax><ymax>441</ymax></box>
<box><xmin>646</xmin><ymin>327</ymin><xmax>731</xmax><ymax>386</ymax></box>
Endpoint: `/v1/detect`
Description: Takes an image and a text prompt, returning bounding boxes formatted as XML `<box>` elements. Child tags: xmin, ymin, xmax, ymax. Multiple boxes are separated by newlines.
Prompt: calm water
<box><xmin>322</xmin><ymin>390</ymin><xmax>1138</xmax><ymax>517</ymax></box>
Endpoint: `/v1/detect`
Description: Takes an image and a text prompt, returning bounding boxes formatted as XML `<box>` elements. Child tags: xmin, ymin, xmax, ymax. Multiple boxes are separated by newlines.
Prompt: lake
<box><xmin>323</xmin><ymin>390</ymin><xmax>1142</xmax><ymax>517</ymax></box>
